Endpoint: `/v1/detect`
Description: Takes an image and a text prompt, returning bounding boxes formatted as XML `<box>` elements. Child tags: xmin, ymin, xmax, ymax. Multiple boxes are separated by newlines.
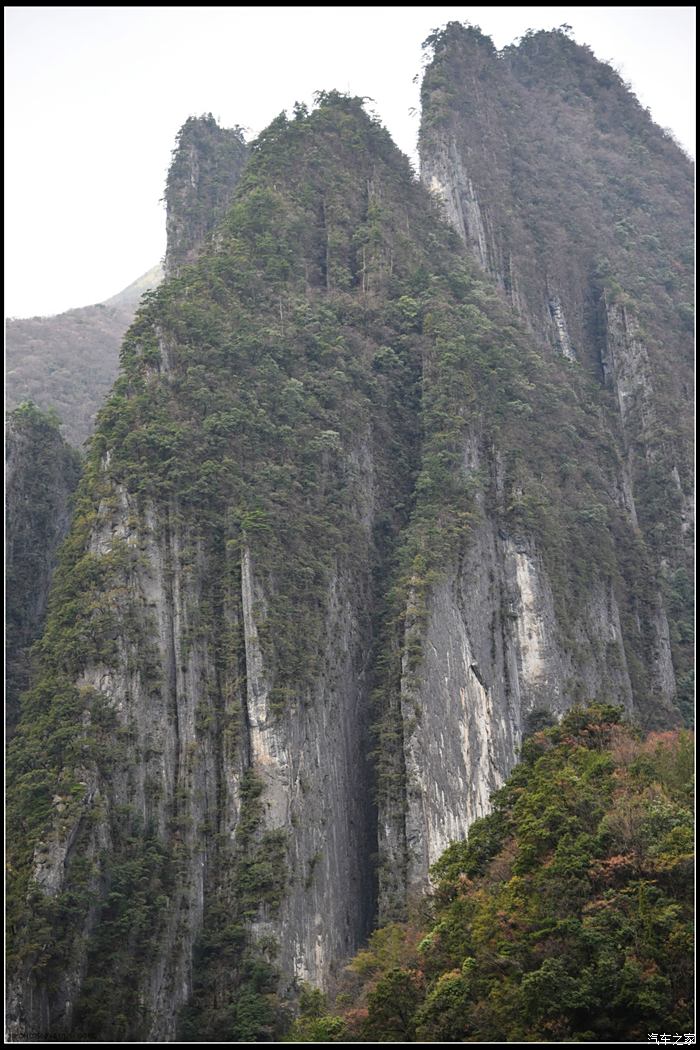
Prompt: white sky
<box><xmin>5</xmin><ymin>6</ymin><xmax>695</xmax><ymax>319</ymax></box>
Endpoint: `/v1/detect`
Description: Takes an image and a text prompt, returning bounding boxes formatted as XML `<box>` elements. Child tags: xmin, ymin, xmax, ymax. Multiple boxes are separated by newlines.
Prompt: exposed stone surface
<box><xmin>379</xmin><ymin>428</ymin><xmax>639</xmax><ymax>911</ymax></box>
<box><xmin>388</xmin><ymin>21</ymin><xmax>694</xmax><ymax>908</ymax></box>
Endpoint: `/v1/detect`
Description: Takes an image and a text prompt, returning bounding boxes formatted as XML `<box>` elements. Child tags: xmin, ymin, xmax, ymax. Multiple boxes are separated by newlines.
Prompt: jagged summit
<box><xmin>5</xmin><ymin>111</ymin><xmax>250</xmax><ymax>447</ymax></box>
<box><xmin>5</xmin><ymin>268</ymin><xmax>162</xmax><ymax>447</ymax></box>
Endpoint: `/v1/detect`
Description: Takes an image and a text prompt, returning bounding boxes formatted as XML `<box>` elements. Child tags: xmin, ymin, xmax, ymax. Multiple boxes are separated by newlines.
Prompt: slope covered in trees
<box><xmin>290</xmin><ymin>707</ymin><xmax>694</xmax><ymax>1042</ymax></box>
<box><xmin>164</xmin><ymin>114</ymin><xmax>249</xmax><ymax>277</ymax></box>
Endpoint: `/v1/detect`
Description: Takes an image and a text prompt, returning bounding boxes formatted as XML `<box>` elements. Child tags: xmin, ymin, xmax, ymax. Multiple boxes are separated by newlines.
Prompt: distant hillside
<box><xmin>5</xmin><ymin>265</ymin><xmax>162</xmax><ymax>447</ymax></box>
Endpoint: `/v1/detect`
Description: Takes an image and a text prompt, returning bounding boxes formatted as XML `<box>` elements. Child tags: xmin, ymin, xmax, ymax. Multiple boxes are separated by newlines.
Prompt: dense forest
<box><xmin>289</xmin><ymin>706</ymin><xmax>694</xmax><ymax>1042</ymax></box>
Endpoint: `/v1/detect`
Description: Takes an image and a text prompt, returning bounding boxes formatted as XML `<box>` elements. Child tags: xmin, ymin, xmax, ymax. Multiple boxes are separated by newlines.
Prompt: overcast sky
<box><xmin>5</xmin><ymin>6</ymin><xmax>695</xmax><ymax>319</ymax></box>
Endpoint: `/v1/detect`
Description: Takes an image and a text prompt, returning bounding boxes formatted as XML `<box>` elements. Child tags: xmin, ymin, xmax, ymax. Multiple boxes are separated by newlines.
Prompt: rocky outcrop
<box><xmin>7</xmin><ymin>437</ymin><xmax>380</xmax><ymax>1040</ymax></box>
<box><xmin>7</xmin><ymin>96</ymin><xmax>417</xmax><ymax>1040</ymax></box>
<box><xmin>378</xmin><ymin>426</ymin><xmax>644</xmax><ymax>915</ymax></box>
<box><xmin>419</xmin><ymin>25</ymin><xmax>693</xmax><ymax>431</ymax></box>
<box><xmin>7</xmin><ymin>52</ymin><xmax>692</xmax><ymax>1040</ymax></box>
<box><xmin>6</xmin><ymin>114</ymin><xmax>249</xmax><ymax>448</ymax></box>
<box><xmin>164</xmin><ymin>115</ymin><xmax>248</xmax><ymax>277</ymax></box>
<box><xmin>240</xmin><ymin>546</ymin><xmax>376</xmax><ymax>990</ymax></box>
<box><xmin>5</xmin><ymin>267</ymin><xmax>161</xmax><ymax>447</ymax></box>
<box><xmin>419</xmin><ymin>24</ymin><xmax>693</xmax><ymax>701</ymax></box>
<box><xmin>601</xmin><ymin>295</ymin><xmax>655</xmax><ymax>435</ymax></box>
<box><xmin>373</xmin><ymin>23</ymin><xmax>694</xmax><ymax>914</ymax></box>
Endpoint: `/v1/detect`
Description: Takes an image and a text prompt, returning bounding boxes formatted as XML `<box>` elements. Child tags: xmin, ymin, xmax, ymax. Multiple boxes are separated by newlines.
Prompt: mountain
<box><xmin>6</xmin><ymin>30</ymin><xmax>693</xmax><ymax>1043</ymax></box>
<box><xmin>420</xmin><ymin>24</ymin><xmax>693</xmax><ymax>609</ymax></box>
<box><xmin>289</xmin><ymin>707</ymin><xmax>694</xmax><ymax>1042</ymax></box>
<box><xmin>379</xmin><ymin>21</ymin><xmax>694</xmax><ymax>919</ymax></box>
<box><xmin>102</xmin><ymin>264</ymin><xmax>165</xmax><ymax>308</ymax></box>
<box><xmin>4</xmin><ymin>116</ymin><xmax>248</xmax><ymax>732</ymax></box>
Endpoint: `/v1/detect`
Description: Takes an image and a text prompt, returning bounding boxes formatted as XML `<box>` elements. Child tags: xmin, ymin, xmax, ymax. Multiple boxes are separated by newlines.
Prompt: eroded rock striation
<box><xmin>381</xmin><ymin>21</ymin><xmax>694</xmax><ymax>913</ymax></box>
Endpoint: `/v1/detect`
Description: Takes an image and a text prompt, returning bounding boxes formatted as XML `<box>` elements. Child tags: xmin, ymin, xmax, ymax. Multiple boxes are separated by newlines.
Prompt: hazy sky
<box><xmin>5</xmin><ymin>6</ymin><xmax>695</xmax><ymax>319</ymax></box>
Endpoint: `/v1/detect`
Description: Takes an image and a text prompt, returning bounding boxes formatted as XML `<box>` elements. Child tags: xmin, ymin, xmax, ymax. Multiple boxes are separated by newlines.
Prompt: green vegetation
<box><xmin>292</xmin><ymin>707</ymin><xmax>694</xmax><ymax>1042</ymax></box>
<box><xmin>71</xmin><ymin>823</ymin><xmax>177</xmax><ymax>1041</ymax></box>
<box><xmin>165</xmin><ymin>114</ymin><xmax>248</xmax><ymax>274</ymax></box>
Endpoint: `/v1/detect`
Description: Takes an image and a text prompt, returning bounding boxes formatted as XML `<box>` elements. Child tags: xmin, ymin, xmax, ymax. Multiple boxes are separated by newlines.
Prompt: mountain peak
<box><xmin>164</xmin><ymin>113</ymin><xmax>249</xmax><ymax>276</ymax></box>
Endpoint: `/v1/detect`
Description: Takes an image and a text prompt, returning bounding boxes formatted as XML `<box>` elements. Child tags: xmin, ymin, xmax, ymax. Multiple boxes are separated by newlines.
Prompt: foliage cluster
<box><xmin>165</xmin><ymin>114</ymin><xmax>249</xmax><ymax>274</ymax></box>
<box><xmin>292</xmin><ymin>707</ymin><xmax>694</xmax><ymax>1041</ymax></box>
<box><xmin>70</xmin><ymin>820</ymin><xmax>177</xmax><ymax>1040</ymax></box>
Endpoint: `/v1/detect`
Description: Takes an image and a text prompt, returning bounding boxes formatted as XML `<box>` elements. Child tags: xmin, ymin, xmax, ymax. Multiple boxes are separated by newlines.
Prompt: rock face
<box><xmin>419</xmin><ymin>24</ymin><xmax>693</xmax><ymax>544</ymax></box>
<box><xmin>7</xmin><ymin>96</ymin><xmax>420</xmax><ymax>1041</ymax></box>
<box><xmin>6</xmin><ymin>39</ymin><xmax>692</xmax><ymax>1042</ymax></box>
<box><xmin>6</xmin><ymin>117</ymin><xmax>248</xmax><ymax>448</ymax></box>
<box><xmin>5</xmin><ymin>403</ymin><xmax>82</xmax><ymax>735</ymax></box>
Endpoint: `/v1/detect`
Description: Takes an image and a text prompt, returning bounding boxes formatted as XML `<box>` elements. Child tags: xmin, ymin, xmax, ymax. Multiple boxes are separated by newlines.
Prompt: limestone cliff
<box><xmin>7</xmin><ymin>96</ymin><xmax>420</xmax><ymax>1040</ymax></box>
<box><xmin>419</xmin><ymin>25</ymin><xmax>693</xmax><ymax>599</ymax></box>
<box><xmin>6</xmin><ymin>45</ymin><xmax>692</xmax><ymax>1041</ymax></box>
<box><xmin>418</xmin><ymin>26</ymin><xmax>693</xmax><ymax>710</ymax></box>
<box><xmin>372</xmin><ymin>23</ymin><xmax>693</xmax><ymax>913</ymax></box>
